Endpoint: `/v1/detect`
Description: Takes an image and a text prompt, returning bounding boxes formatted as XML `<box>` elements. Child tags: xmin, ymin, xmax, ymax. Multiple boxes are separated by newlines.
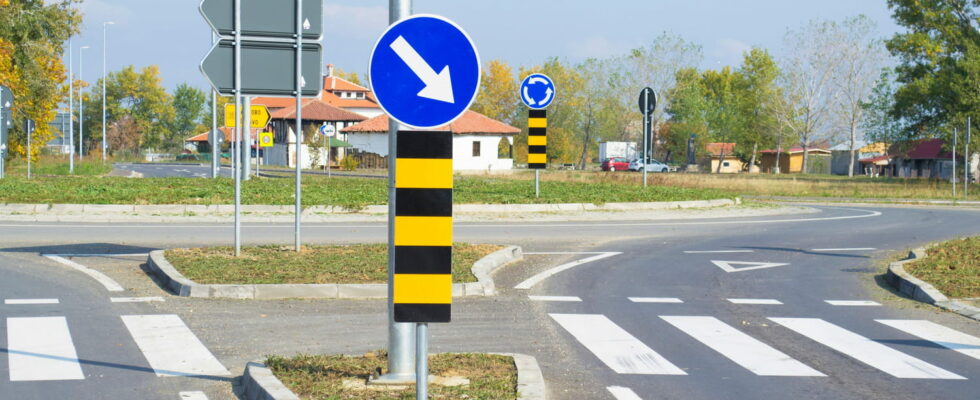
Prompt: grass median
<box><xmin>163</xmin><ymin>243</ymin><xmax>503</xmax><ymax>285</ymax></box>
<box><xmin>0</xmin><ymin>173</ymin><xmax>733</xmax><ymax>206</ymax></box>
<box><xmin>904</xmin><ymin>236</ymin><xmax>980</xmax><ymax>298</ymax></box>
<box><xmin>266</xmin><ymin>352</ymin><xmax>517</xmax><ymax>400</ymax></box>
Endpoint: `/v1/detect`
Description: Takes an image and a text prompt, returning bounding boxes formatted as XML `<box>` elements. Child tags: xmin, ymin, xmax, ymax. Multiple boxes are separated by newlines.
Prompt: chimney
<box><xmin>326</xmin><ymin>64</ymin><xmax>335</xmax><ymax>77</ymax></box>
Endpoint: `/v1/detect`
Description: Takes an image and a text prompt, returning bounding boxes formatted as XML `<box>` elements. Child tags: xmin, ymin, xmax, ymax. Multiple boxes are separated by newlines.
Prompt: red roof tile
<box><xmin>270</xmin><ymin>100</ymin><xmax>367</xmax><ymax>122</ymax></box>
<box><xmin>251</xmin><ymin>97</ymin><xmax>315</xmax><ymax>109</ymax></box>
<box><xmin>759</xmin><ymin>147</ymin><xmax>831</xmax><ymax>155</ymax></box>
<box><xmin>323</xmin><ymin>76</ymin><xmax>370</xmax><ymax>92</ymax></box>
<box><xmin>705</xmin><ymin>142</ymin><xmax>735</xmax><ymax>156</ymax></box>
<box><xmin>319</xmin><ymin>91</ymin><xmax>380</xmax><ymax>109</ymax></box>
<box><xmin>902</xmin><ymin>138</ymin><xmax>956</xmax><ymax>159</ymax></box>
<box><xmin>341</xmin><ymin>110</ymin><xmax>520</xmax><ymax>135</ymax></box>
<box><xmin>186</xmin><ymin>127</ymin><xmax>258</xmax><ymax>142</ymax></box>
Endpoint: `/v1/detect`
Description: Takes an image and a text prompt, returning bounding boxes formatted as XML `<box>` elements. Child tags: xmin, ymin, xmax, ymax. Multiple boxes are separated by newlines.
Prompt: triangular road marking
<box><xmin>711</xmin><ymin>260</ymin><xmax>789</xmax><ymax>273</ymax></box>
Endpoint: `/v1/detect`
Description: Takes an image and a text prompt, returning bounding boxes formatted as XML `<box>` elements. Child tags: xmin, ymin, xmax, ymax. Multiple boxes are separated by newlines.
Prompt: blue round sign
<box><xmin>520</xmin><ymin>73</ymin><xmax>556</xmax><ymax>109</ymax></box>
<box><xmin>369</xmin><ymin>15</ymin><xmax>481</xmax><ymax>129</ymax></box>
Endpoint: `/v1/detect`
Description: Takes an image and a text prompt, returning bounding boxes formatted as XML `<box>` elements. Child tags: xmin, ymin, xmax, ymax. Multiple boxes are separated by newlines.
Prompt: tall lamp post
<box><xmin>68</xmin><ymin>37</ymin><xmax>74</xmax><ymax>173</ymax></box>
<box><xmin>79</xmin><ymin>45</ymin><xmax>89</xmax><ymax>159</ymax></box>
<box><xmin>102</xmin><ymin>21</ymin><xmax>114</xmax><ymax>162</ymax></box>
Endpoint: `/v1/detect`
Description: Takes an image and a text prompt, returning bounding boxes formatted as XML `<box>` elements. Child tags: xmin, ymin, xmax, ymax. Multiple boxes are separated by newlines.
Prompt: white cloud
<box><xmin>567</xmin><ymin>36</ymin><xmax>630</xmax><ymax>60</ymax></box>
<box><xmin>709</xmin><ymin>38</ymin><xmax>751</xmax><ymax>67</ymax></box>
<box><xmin>76</xmin><ymin>0</ymin><xmax>133</xmax><ymax>28</ymax></box>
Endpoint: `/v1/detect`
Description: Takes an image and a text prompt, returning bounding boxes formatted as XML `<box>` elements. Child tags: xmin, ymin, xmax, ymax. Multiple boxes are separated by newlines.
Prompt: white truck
<box><xmin>598</xmin><ymin>141</ymin><xmax>637</xmax><ymax>162</ymax></box>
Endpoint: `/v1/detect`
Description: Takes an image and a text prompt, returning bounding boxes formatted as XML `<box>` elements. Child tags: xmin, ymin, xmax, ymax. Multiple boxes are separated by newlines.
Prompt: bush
<box><xmin>340</xmin><ymin>156</ymin><xmax>359</xmax><ymax>171</ymax></box>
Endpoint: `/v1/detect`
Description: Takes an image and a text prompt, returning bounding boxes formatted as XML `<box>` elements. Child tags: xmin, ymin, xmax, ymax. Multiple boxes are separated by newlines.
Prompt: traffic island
<box><xmin>243</xmin><ymin>352</ymin><xmax>545</xmax><ymax>400</ymax></box>
<box><xmin>885</xmin><ymin>236</ymin><xmax>980</xmax><ymax>321</ymax></box>
<box><xmin>145</xmin><ymin>244</ymin><xmax>522</xmax><ymax>299</ymax></box>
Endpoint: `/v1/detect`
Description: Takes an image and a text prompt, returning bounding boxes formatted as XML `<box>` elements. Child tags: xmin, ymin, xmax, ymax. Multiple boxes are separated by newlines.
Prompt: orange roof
<box><xmin>251</xmin><ymin>97</ymin><xmax>315</xmax><ymax>109</ymax></box>
<box><xmin>341</xmin><ymin>110</ymin><xmax>520</xmax><ymax>135</ymax></box>
<box><xmin>323</xmin><ymin>76</ymin><xmax>369</xmax><ymax>92</ymax></box>
<box><xmin>705</xmin><ymin>142</ymin><xmax>736</xmax><ymax>156</ymax></box>
<box><xmin>186</xmin><ymin>127</ymin><xmax>259</xmax><ymax>142</ymax></box>
<box><xmin>270</xmin><ymin>99</ymin><xmax>367</xmax><ymax>122</ymax></box>
<box><xmin>319</xmin><ymin>90</ymin><xmax>380</xmax><ymax>109</ymax></box>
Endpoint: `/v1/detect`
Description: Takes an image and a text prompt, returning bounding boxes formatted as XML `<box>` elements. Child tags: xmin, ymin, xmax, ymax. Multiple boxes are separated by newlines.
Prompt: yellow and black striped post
<box><xmin>527</xmin><ymin>109</ymin><xmax>547</xmax><ymax>169</ymax></box>
<box><xmin>393</xmin><ymin>130</ymin><xmax>453</xmax><ymax>323</ymax></box>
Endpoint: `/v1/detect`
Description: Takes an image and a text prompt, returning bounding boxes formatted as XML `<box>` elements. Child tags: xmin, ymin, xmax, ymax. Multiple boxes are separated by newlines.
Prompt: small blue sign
<box><xmin>520</xmin><ymin>73</ymin><xmax>556</xmax><ymax>109</ymax></box>
<box><xmin>369</xmin><ymin>15</ymin><xmax>481</xmax><ymax>129</ymax></box>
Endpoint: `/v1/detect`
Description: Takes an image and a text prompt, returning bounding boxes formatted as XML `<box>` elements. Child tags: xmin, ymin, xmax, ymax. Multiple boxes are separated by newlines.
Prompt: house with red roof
<box><xmin>317</xmin><ymin>65</ymin><xmax>382</xmax><ymax>118</ymax></box>
<box><xmin>883</xmin><ymin>138</ymin><xmax>961</xmax><ymax>179</ymax></box>
<box><xmin>703</xmin><ymin>143</ymin><xmax>743</xmax><ymax>173</ymax></box>
<box><xmin>341</xmin><ymin>110</ymin><xmax>519</xmax><ymax>171</ymax></box>
<box><xmin>263</xmin><ymin>99</ymin><xmax>366</xmax><ymax>168</ymax></box>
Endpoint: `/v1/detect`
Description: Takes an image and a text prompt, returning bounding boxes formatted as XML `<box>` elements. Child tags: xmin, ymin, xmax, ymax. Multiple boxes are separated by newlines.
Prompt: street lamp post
<box><xmin>102</xmin><ymin>21</ymin><xmax>114</xmax><ymax>162</ymax></box>
<box><xmin>68</xmin><ymin>37</ymin><xmax>74</xmax><ymax>173</ymax></box>
<box><xmin>79</xmin><ymin>45</ymin><xmax>89</xmax><ymax>159</ymax></box>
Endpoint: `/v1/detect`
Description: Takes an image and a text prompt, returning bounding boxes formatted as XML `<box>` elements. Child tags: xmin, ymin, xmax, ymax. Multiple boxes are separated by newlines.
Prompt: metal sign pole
<box><xmin>27</xmin><ymin>120</ymin><xmax>32</xmax><ymax>179</ymax></box>
<box><xmin>382</xmin><ymin>0</ymin><xmax>416</xmax><ymax>384</ymax></box>
<box><xmin>953</xmin><ymin>128</ymin><xmax>957</xmax><ymax>198</ymax></box>
<box><xmin>68</xmin><ymin>37</ymin><xmax>74</xmax><ymax>175</ymax></box>
<box><xmin>535</xmin><ymin>169</ymin><xmax>540</xmax><ymax>197</ymax></box>
<box><xmin>642</xmin><ymin>91</ymin><xmax>648</xmax><ymax>187</ymax></box>
<box><xmin>233</xmin><ymin>0</ymin><xmax>242</xmax><ymax>256</ymax></box>
<box><xmin>0</xmin><ymin>108</ymin><xmax>4</xmax><ymax>179</ymax></box>
<box><xmin>327</xmin><ymin>127</ymin><xmax>331</xmax><ymax>177</ymax></box>
<box><xmin>294</xmin><ymin>0</ymin><xmax>303</xmax><ymax>252</ymax></box>
<box><xmin>966</xmin><ymin>117</ymin><xmax>971</xmax><ymax>197</ymax></box>
<box><xmin>416</xmin><ymin>322</ymin><xmax>428</xmax><ymax>400</ymax></box>
<box><xmin>243</xmin><ymin>96</ymin><xmax>251</xmax><ymax>181</ymax></box>
<box><xmin>211</xmin><ymin>33</ymin><xmax>219</xmax><ymax>178</ymax></box>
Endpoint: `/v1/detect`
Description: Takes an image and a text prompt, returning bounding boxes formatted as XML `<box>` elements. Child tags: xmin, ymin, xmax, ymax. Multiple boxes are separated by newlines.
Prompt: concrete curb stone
<box><xmin>145</xmin><ymin>245</ymin><xmax>522</xmax><ymax>300</ymax></box>
<box><xmin>885</xmin><ymin>247</ymin><xmax>980</xmax><ymax>322</ymax></box>
<box><xmin>242</xmin><ymin>353</ymin><xmax>545</xmax><ymax>400</ymax></box>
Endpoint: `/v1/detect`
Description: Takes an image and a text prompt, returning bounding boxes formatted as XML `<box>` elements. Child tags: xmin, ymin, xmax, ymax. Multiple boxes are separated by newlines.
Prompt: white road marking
<box><xmin>515</xmin><ymin>252</ymin><xmax>621</xmax><ymax>289</ymax></box>
<box><xmin>811</xmin><ymin>248</ymin><xmax>876</xmax><ymax>252</ymax></box>
<box><xmin>684</xmin><ymin>250</ymin><xmax>754</xmax><ymax>254</ymax></box>
<box><xmin>661</xmin><ymin>316</ymin><xmax>823</xmax><ymax>376</ymax></box>
<box><xmin>825</xmin><ymin>300</ymin><xmax>881</xmax><ymax>306</ymax></box>
<box><xmin>629</xmin><ymin>297</ymin><xmax>683</xmax><ymax>303</ymax></box>
<box><xmin>121</xmin><ymin>314</ymin><xmax>231</xmax><ymax>377</ymax></box>
<box><xmin>0</xmin><ymin>207</ymin><xmax>883</xmax><ymax>229</ymax></box>
<box><xmin>528</xmin><ymin>295</ymin><xmax>581</xmax><ymax>302</ymax></box>
<box><xmin>111</xmin><ymin>297</ymin><xmax>165</xmax><ymax>303</ymax></box>
<box><xmin>549</xmin><ymin>313</ymin><xmax>685</xmax><ymax>375</ymax></box>
<box><xmin>727</xmin><ymin>298</ymin><xmax>783</xmax><ymax>305</ymax></box>
<box><xmin>769</xmin><ymin>318</ymin><xmax>965</xmax><ymax>379</ymax></box>
<box><xmin>44</xmin><ymin>255</ymin><xmax>125</xmax><ymax>292</ymax></box>
<box><xmin>5</xmin><ymin>298</ymin><xmax>59</xmax><ymax>305</ymax></box>
<box><xmin>607</xmin><ymin>386</ymin><xmax>643</xmax><ymax>400</ymax></box>
<box><xmin>179</xmin><ymin>391</ymin><xmax>209</xmax><ymax>400</ymax></box>
<box><xmin>7</xmin><ymin>317</ymin><xmax>85</xmax><ymax>381</ymax></box>
<box><xmin>877</xmin><ymin>319</ymin><xmax>980</xmax><ymax>361</ymax></box>
<box><xmin>523</xmin><ymin>252</ymin><xmax>614</xmax><ymax>255</ymax></box>
<box><xmin>711</xmin><ymin>260</ymin><xmax>789</xmax><ymax>273</ymax></box>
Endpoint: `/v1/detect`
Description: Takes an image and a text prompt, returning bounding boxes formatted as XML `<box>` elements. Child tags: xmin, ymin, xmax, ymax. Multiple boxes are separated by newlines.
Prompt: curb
<box><xmin>0</xmin><ymin>198</ymin><xmax>740</xmax><ymax>223</ymax></box>
<box><xmin>885</xmin><ymin>247</ymin><xmax>980</xmax><ymax>321</ymax></box>
<box><xmin>242</xmin><ymin>353</ymin><xmax>545</xmax><ymax>400</ymax></box>
<box><xmin>145</xmin><ymin>245</ymin><xmax>522</xmax><ymax>299</ymax></box>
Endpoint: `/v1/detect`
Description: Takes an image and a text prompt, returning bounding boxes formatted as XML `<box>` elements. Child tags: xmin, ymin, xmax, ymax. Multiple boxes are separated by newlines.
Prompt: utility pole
<box><xmin>211</xmin><ymin>33</ymin><xmax>219</xmax><ymax>178</ymax></box>
<box><xmin>79</xmin><ymin>45</ymin><xmax>89</xmax><ymax>159</ymax></box>
<box><xmin>68</xmin><ymin>36</ymin><xmax>74</xmax><ymax>174</ymax></box>
<box><xmin>102</xmin><ymin>21</ymin><xmax>114</xmax><ymax>162</ymax></box>
<box><xmin>293</xmin><ymin>0</ymin><xmax>304</xmax><ymax>252</ymax></box>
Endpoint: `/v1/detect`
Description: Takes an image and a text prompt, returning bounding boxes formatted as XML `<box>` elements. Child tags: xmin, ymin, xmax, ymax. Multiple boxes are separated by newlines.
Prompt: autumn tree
<box><xmin>84</xmin><ymin>65</ymin><xmax>175</xmax><ymax>153</ymax></box>
<box><xmin>170</xmin><ymin>83</ymin><xmax>207</xmax><ymax>143</ymax></box>
<box><xmin>518</xmin><ymin>58</ymin><xmax>584</xmax><ymax>164</ymax></box>
<box><xmin>0</xmin><ymin>0</ymin><xmax>80</xmax><ymax>160</ymax></box>
<box><xmin>471</xmin><ymin>59</ymin><xmax>518</xmax><ymax>125</ymax></box>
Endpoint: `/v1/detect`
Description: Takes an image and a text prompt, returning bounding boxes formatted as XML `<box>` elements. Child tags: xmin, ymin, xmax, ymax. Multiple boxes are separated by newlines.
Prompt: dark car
<box><xmin>601</xmin><ymin>157</ymin><xmax>630</xmax><ymax>171</ymax></box>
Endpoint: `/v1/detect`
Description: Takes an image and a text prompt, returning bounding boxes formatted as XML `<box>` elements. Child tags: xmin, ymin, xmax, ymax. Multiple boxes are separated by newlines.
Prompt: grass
<box><xmin>904</xmin><ymin>236</ymin><xmax>980</xmax><ymax>298</ymax></box>
<box><xmin>0</xmin><ymin>173</ymin><xmax>734</xmax><ymax>206</ymax></box>
<box><xmin>5</xmin><ymin>156</ymin><xmax>111</xmax><ymax>177</ymax></box>
<box><xmin>266</xmin><ymin>352</ymin><xmax>517</xmax><ymax>400</ymax></box>
<box><xmin>164</xmin><ymin>243</ymin><xmax>503</xmax><ymax>284</ymax></box>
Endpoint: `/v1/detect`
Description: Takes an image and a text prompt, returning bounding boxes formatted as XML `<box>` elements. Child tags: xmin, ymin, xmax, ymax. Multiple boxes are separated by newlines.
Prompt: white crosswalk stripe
<box><xmin>6</xmin><ymin>317</ymin><xmax>85</xmax><ymax>381</ymax></box>
<box><xmin>121</xmin><ymin>314</ymin><xmax>231</xmax><ymax>377</ymax></box>
<box><xmin>661</xmin><ymin>316</ymin><xmax>824</xmax><ymax>376</ymax></box>
<box><xmin>549</xmin><ymin>313</ymin><xmax>686</xmax><ymax>375</ymax></box>
<box><xmin>877</xmin><ymin>319</ymin><xmax>980</xmax><ymax>361</ymax></box>
<box><xmin>607</xmin><ymin>386</ymin><xmax>643</xmax><ymax>400</ymax></box>
<box><xmin>770</xmin><ymin>317</ymin><xmax>966</xmax><ymax>379</ymax></box>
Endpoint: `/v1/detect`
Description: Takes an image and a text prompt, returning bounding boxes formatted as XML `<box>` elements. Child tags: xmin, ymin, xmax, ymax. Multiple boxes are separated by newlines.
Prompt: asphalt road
<box><xmin>1</xmin><ymin>204</ymin><xmax>979</xmax><ymax>399</ymax></box>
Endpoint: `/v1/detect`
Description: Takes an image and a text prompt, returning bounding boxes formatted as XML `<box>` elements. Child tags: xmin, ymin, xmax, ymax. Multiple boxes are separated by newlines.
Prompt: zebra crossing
<box><xmin>3</xmin><ymin>312</ymin><xmax>230</xmax><ymax>382</ymax></box>
<box><xmin>549</xmin><ymin>312</ymin><xmax>979</xmax><ymax>381</ymax></box>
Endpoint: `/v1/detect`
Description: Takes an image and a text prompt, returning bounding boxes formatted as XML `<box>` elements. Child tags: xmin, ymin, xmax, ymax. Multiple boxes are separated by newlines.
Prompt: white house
<box><xmin>318</xmin><ymin>65</ymin><xmax>384</xmax><ymax>119</ymax></box>
<box><xmin>341</xmin><ymin>110</ymin><xmax>519</xmax><ymax>171</ymax></box>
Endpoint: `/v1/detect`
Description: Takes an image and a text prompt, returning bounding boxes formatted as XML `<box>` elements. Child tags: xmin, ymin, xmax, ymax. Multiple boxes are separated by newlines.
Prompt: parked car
<box><xmin>628</xmin><ymin>158</ymin><xmax>671</xmax><ymax>172</ymax></box>
<box><xmin>601</xmin><ymin>157</ymin><xmax>631</xmax><ymax>171</ymax></box>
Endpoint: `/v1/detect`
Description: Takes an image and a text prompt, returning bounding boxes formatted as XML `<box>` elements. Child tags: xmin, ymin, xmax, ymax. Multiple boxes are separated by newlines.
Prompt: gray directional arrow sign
<box><xmin>200</xmin><ymin>0</ymin><xmax>322</xmax><ymax>40</ymax></box>
<box><xmin>200</xmin><ymin>40</ymin><xmax>323</xmax><ymax>97</ymax></box>
<box><xmin>0</xmin><ymin>85</ymin><xmax>13</xmax><ymax>149</ymax></box>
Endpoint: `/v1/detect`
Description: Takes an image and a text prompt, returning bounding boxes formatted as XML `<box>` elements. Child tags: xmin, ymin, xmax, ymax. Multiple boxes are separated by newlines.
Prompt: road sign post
<box><xmin>25</xmin><ymin>119</ymin><xmax>34</xmax><ymax>180</ymax></box>
<box><xmin>201</xmin><ymin>0</ymin><xmax>323</xmax><ymax>255</ymax></box>
<box><xmin>320</xmin><ymin>123</ymin><xmax>335</xmax><ymax>177</ymax></box>
<box><xmin>368</xmin><ymin>8</ymin><xmax>480</xmax><ymax>394</ymax></box>
<box><xmin>638</xmin><ymin>87</ymin><xmax>656</xmax><ymax>187</ymax></box>
<box><xmin>521</xmin><ymin>73</ymin><xmax>555</xmax><ymax>198</ymax></box>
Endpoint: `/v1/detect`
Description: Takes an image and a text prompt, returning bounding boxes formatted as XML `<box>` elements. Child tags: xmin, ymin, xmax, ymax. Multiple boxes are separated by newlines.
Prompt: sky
<box><xmin>66</xmin><ymin>0</ymin><xmax>903</xmax><ymax>92</ymax></box>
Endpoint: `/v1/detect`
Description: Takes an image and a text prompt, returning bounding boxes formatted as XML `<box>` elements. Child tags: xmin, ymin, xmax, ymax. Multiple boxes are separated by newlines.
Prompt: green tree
<box><xmin>738</xmin><ymin>48</ymin><xmax>781</xmax><ymax>168</ymax></box>
<box><xmin>861</xmin><ymin>68</ymin><xmax>907</xmax><ymax>145</ymax></box>
<box><xmin>84</xmin><ymin>65</ymin><xmax>175</xmax><ymax>153</ymax></box>
<box><xmin>518</xmin><ymin>58</ymin><xmax>584</xmax><ymax>164</ymax></box>
<box><xmin>886</xmin><ymin>0</ymin><xmax>980</xmax><ymax>150</ymax></box>
<box><xmin>170</xmin><ymin>83</ymin><xmax>207</xmax><ymax>142</ymax></box>
<box><xmin>0</xmin><ymin>0</ymin><xmax>80</xmax><ymax>160</ymax></box>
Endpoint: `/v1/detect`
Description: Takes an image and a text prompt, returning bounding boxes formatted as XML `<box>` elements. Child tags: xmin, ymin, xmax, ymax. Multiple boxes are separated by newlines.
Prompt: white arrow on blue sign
<box><xmin>520</xmin><ymin>73</ymin><xmax>555</xmax><ymax>109</ymax></box>
<box><xmin>369</xmin><ymin>14</ymin><xmax>481</xmax><ymax>129</ymax></box>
